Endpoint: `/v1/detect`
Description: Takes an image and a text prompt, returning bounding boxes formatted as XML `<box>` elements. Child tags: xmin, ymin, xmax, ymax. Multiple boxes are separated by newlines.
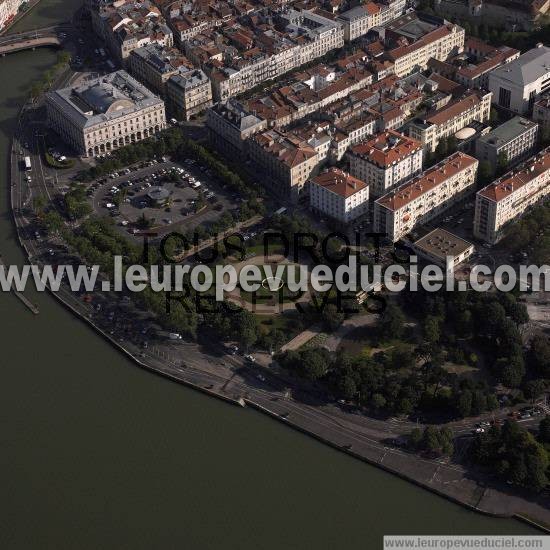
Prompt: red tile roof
<box><xmin>478</xmin><ymin>147</ymin><xmax>550</xmax><ymax>202</ymax></box>
<box><xmin>311</xmin><ymin>168</ymin><xmax>367</xmax><ymax>198</ymax></box>
<box><xmin>376</xmin><ymin>152</ymin><xmax>477</xmax><ymax>211</ymax></box>
<box><xmin>350</xmin><ymin>130</ymin><xmax>422</xmax><ymax>168</ymax></box>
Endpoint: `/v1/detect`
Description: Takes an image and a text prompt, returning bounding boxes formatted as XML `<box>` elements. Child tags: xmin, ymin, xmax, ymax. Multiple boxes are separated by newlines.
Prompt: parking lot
<box><xmin>89</xmin><ymin>158</ymin><xmax>237</xmax><ymax>235</ymax></box>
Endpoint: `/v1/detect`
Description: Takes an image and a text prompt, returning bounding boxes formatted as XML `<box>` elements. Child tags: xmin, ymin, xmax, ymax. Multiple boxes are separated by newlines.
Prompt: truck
<box><xmin>23</xmin><ymin>156</ymin><xmax>31</xmax><ymax>171</ymax></box>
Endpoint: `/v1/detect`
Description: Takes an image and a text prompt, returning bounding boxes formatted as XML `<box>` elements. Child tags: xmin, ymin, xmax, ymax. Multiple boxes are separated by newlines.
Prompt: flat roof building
<box><xmin>413</xmin><ymin>227</ymin><xmax>474</xmax><ymax>273</ymax></box>
<box><xmin>489</xmin><ymin>44</ymin><xmax>550</xmax><ymax>114</ymax></box>
<box><xmin>476</xmin><ymin>116</ymin><xmax>538</xmax><ymax>174</ymax></box>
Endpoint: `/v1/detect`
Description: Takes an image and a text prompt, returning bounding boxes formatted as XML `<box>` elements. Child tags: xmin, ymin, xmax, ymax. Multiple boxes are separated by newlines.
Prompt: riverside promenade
<box><xmin>8</xmin><ymin>88</ymin><xmax>550</xmax><ymax>533</ymax></box>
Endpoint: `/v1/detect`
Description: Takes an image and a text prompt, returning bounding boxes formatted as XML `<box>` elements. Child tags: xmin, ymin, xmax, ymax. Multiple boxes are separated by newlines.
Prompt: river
<box><xmin>0</xmin><ymin>2</ymin><xmax>539</xmax><ymax>548</ymax></box>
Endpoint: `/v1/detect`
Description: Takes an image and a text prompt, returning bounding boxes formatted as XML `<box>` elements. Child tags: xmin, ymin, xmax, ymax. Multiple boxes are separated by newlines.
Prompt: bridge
<box><xmin>0</xmin><ymin>24</ymin><xmax>70</xmax><ymax>55</ymax></box>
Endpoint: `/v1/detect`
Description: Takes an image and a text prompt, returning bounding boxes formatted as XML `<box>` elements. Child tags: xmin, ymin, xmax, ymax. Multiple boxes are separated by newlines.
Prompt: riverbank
<box><xmin>5</xmin><ymin>9</ymin><xmax>550</xmax><ymax>535</ymax></box>
<box><xmin>9</xmin><ymin>112</ymin><xmax>550</xmax><ymax>532</ymax></box>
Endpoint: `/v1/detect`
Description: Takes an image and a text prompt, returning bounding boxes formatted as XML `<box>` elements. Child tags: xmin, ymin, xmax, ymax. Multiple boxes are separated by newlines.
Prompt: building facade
<box><xmin>206</xmin><ymin>99</ymin><xmax>268</xmax><ymax>159</ymax></box>
<box><xmin>248</xmin><ymin>128</ymin><xmax>319</xmax><ymax>202</ymax></box>
<box><xmin>473</xmin><ymin>147</ymin><xmax>550</xmax><ymax>243</ymax></box>
<box><xmin>385</xmin><ymin>15</ymin><xmax>465</xmax><ymax>78</ymax></box>
<box><xmin>488</xmin><ymin>45</ymin><xmax>550</xmax><ymax>114</ymax></box>
<box><xmin>373</xmin><ymin>152</ymin><xmax>478</xmax><ymax>241</ymax></box>
<box><xmin>408</xmin><ymin>90</ymin><xmax>492</xmax><ymax>152</ymax></box>
<box><xmin>46</xmin><ymin>71</ymin><xmax>166</xmax><ymax>157</ymax></box>
<box><xmin>348</xmin><ymin>130</ymin><xmax>423</xmax><ymax>197</ymax></box>
<box><xmin>166</xmin><ymin>69</ymin><xmax>212</xmax><ymax>120</ymax></box>
<box><xmin>475</xmin><ymin>116</ymin><xmax>538</xmax><ymax>174</ymax></box>
<box><xmin>310</xmin><ymin>168</ymin><xmax>369</xmax><ymax>224</ymax></box>
<box><xmin>533</xmin><ymin>96</ymin><xmax>550</xmax><ymax>134</ymax></box>
<box><xmin>128</xmin><ymin>43</ymin><xmax>191</xmax><ymax>96</ymax></box>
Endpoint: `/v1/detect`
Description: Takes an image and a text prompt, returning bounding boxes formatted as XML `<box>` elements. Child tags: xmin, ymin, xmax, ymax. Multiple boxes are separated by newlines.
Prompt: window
<box><xmin>498</xmin><ymin>87</ymin><xmax>511</xmax><ymax>109</ymax></box>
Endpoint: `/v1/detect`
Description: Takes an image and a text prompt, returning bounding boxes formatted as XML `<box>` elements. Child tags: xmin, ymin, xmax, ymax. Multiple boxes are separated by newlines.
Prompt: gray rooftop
<box><xmin>477</xmin><ymin>116</ymin><xmax>538</xmax><ymax>149</ymax></box>
<box><xmin>490</xmin><ymin>45</ymin><xmax>550</xmax><ymax>86</ymax></box>
<box><xmin>338</xmin><ymin>6</ymin><xmax>368</xmax><ymax>22</ymax></box>
<box><xmin>47</xmin><ymin>70</ymin><xmax>164</xmax><ymax>129</ymax></box>
<box><xmin>168</xmin><ymin>69</ymin><xmax>209</xmax><ymax>90</ymax></box>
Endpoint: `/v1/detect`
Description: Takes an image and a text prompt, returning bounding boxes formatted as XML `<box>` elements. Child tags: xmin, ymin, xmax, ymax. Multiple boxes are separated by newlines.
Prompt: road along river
<box><xmin>0</xmin><ymin>2</ymin><xmax>542</xmax><ymax>548</ymax></box>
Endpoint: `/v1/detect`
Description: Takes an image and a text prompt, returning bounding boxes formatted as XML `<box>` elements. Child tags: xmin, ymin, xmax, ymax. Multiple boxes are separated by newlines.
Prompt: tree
<box><xmin>321</xmin><ymin>303</ymin><xmax>345</xmax><ymax>331</ymax></box>
<box><xmin>539</xmin><ymin>416</ymin><xmax>550</xmax><ymax>444</ymax></box>
<box><xmin>43</xmin><ymin>210</ymin><xmax>63</xmax><ymax>234</ymax></box>
<box><xmin>301</xmin><ymin>348</ymin><xmax>330</xmax><ymax>380</ymax></box>
<box><xmin>32</xmin><ymin>196</ymin><xmax>46</xmax><ymax>216</ymax></box>
<box><xmin>434</xmin><ymin>137</ymin><xmax>448</xmax><ymax>160</ymax></box>
<box><xmin>456</xmin><ymin>389</ymin><xmax>472</xmax><ymax>417</ymax></box>
<box><xmin>497</xmin><ymin>151</ymin><xmax>509</xmax><ymax>177</ymax></box>
<box><xmin>498</xmin><ymin>355</ymin><xmax>526</xmax><ymax>387</ymax></box>
<box><xmin>487</xmin><ymin>394</ymin><xmax>499</xmax><ymax>411</ymax></box>
<box><xmin>136</xmin><ymin>213</ymin><xmax>152</xmax><ymax>229</ymax></box>
<box><xmin>379</xmin><ymin>302</ymin><xmax>405</xmax><ymax>340</ymax></box>
<box><xmin>478</xmin><ymin>161</ymin><xmax>492</xmax><ymax>187</ymax></box>
<box><xmin>408</xmin><ymin>427</ymin><xmax>423</xmax><ymax>448</ymax></box>
<box><xmin>529</xmin><ymin>335</ymin><xmax>550</xmax><ymax>377</ymax></box>
<box><xmin>508</xmin><ymin>301</ymin><xmax>529</xmax><ymax>326</ymax></box>
<box><xmin>234</xmin><ymin>310</ymin><xmax>259</xmax><ymax>351</ymax></box>
<box><xmin>422</xmin><ymin>315</ymin><xmax>441</xmax><ymax>345</ymax></box>
<box><xmin>371</xmin><ymin>393</ymin><xmax>387</xmax><ymax>410</ymax></box>
<box><xmin>30</xmin><ymin>81</ymin><xmax>44</xmax><ymax>100</ymax></box>
<box><xmin>338</xmin><ymin>375</ymin><xmax>357</xmax><ymax>401</ymax></box>
<box><xmin>523</xmin><ymin>379</ymin><xmax>545</xmax><ymax>402</ymax></box>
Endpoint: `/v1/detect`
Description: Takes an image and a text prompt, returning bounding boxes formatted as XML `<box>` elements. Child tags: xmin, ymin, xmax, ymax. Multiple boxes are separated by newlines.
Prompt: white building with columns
<box><xmin>46</xmin><ymin>71</ymin><xmax>166</xmax><ymax>157</ymax></box>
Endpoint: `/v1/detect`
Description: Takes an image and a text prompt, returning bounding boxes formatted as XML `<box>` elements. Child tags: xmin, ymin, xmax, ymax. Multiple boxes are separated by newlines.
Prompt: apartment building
<box><xmin>166</xmin><ymin>69</ymin><xmax>212</xmax><ymax>120</ymax></box>
<box><xmin>385</xmin><ymin>13</ymin><xmax>464</xmax><ymax>77</ymax></box>
<box><xmin>206</xmin><ymin>99</ymin><xmax>268</xmax><ymax>159</ymax></box>
<box><xmin>489</xmin><ymin>44</ymin><xmax>550</xmax><ymax>114</ymax></box>
<box><xmin>46</xmin><ymin>71</ymin><xmax>166</xmax><ymax>157</ymax></box>
<box><xmin>310</xmin><ymin>168</ymin><xmax>369</xmax><ymax>224</ymax></box>
<box><xmin>330</xmin><ymin>116</ymin><xmax>377</xmax><ymax>161</ymax></box>
<box><xmin>91</xmin><ymin>0</ymin><xmax>173</xmax><ymax>63</ymax></box>
<box><xmin>245</xmin><ymin>60</ymin><xmax>373</xmax><ymax>128</ymax></box>
<box><xmin>434</xmin><ymin>0</ymin><xmax>549</xmax><ymax>32</ymax></box>
<box><xmin>408</xmin><ymin>89</ymin><xmax>492</xmax><ymax>152</ymax></box>
<box><xmin>455</xmin><ymin>38</ymin><xmax>519</xmax><ymax>90</ymax></box>
<box><xmin>207</xmin><ymin>9</ymin><xmax>344</xmax><ymax>101</ymax></box>
<box><xmin>476</xmin><ymin>116</ymin><xmax>538</xmax><ymax>174</ymax></box>
<box><xmin>248</xmin><ymin>128</ymin><xmax>319</xmax><ymax>202</ymax></box>
<box><xmin>348</xmin><ymin>131</ymin><xmax>423</xmax><ymax>197</ymax></box>
<box><xmin>128</xmin><ymin>43</ymin><xmax>192</xmax><ymax>96</ymax></box>
<box><xmin>474</xmin><ymin>147</ymin><xmax>550</xmax><ymax>244</ymax></box>
<box><xmin>373</xmin><ymin>152</ymin><xmax>478</xmax><ymax>241</ymax></box>
<box><xmin>533</xmin><ymin>96</ymin><xmax>550</xmax><ymax>133</ymax></box>
<box><xmin>0</xmin><ymin>0</ymin><xmax>22</xmax><ymax>30</ymax></box>
<box><xmin>337</xmin><ymin>3</ymin><xmax>381</xmax><ymax>41</ymax></box>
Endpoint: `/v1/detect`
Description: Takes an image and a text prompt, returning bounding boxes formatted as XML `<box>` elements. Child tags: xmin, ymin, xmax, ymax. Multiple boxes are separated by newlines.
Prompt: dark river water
<box><xmin>0</xmin><ymin>2</ymin><xmax>539</xmax><ymax>548</ymax></box>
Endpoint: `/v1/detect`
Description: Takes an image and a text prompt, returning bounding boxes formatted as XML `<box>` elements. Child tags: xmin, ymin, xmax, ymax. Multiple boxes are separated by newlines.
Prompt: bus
<box><xmin>24</xmin><ymin>156</ymin><xmax>31</xmax><ymax>171</ymax></box>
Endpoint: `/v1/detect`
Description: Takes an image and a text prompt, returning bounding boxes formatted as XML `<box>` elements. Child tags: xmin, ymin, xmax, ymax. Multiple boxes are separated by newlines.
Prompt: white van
<box><xmin>169</xmin><ymin>333</ymin><xmax>182</xmax><ymax>340</ymax></box>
